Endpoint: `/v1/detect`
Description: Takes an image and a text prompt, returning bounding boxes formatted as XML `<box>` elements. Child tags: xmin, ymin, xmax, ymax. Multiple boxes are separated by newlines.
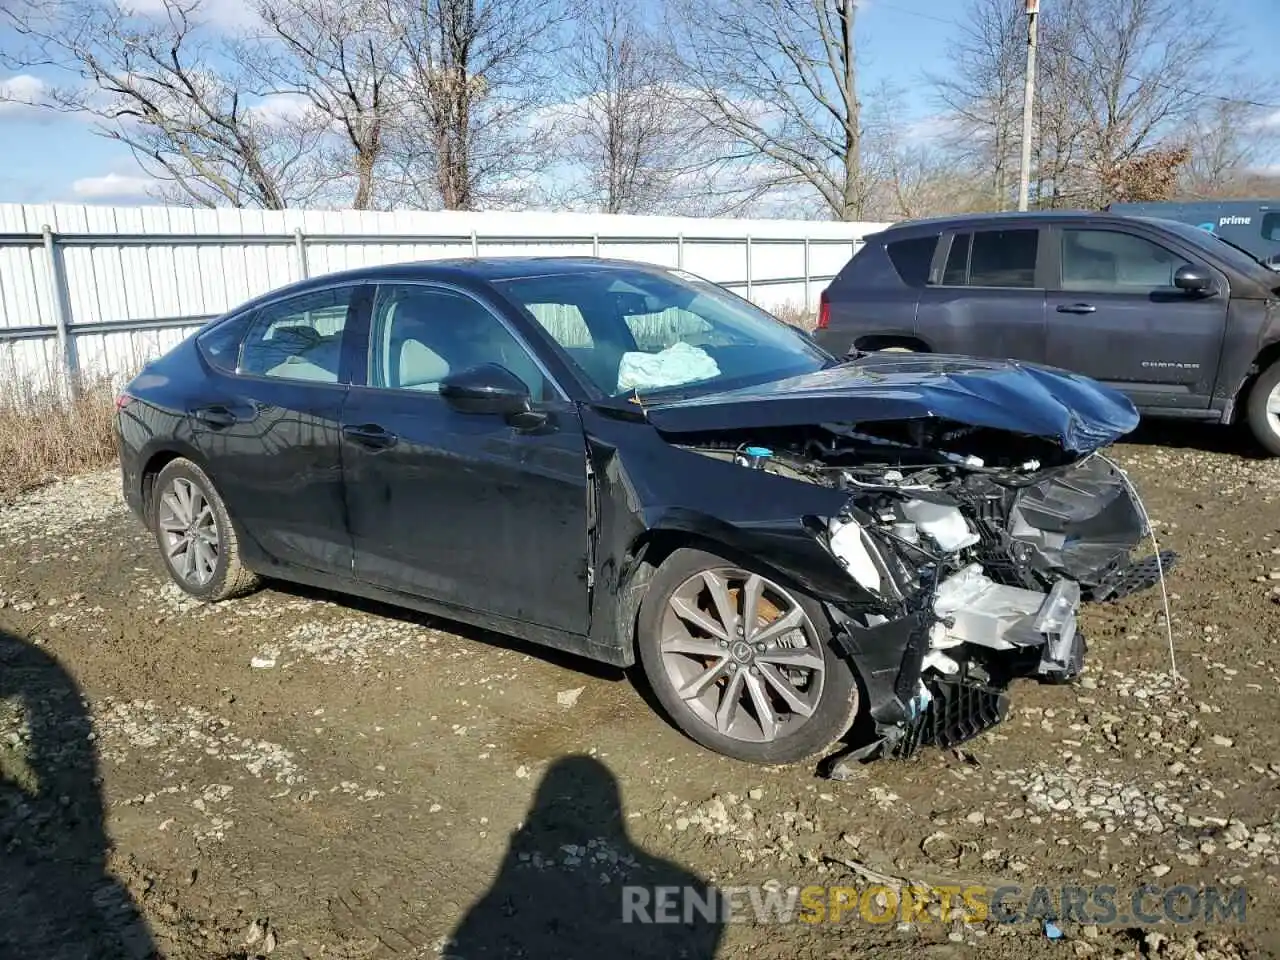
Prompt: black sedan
<box><xmin>116</xmin><ymin>257</ymin><xmax>1169</xmax><ymax>767</ymax></box>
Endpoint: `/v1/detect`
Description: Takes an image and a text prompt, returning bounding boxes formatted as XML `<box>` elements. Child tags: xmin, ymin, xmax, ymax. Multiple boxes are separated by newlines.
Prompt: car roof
<box><xmin>879</xmin><ymin>210</ymin><xmax>1137</xmax><ymax>235</ymax></box>
<box><xmin>237</xmin><ymin>256</ymin><xmax>675</xmax><ymax>310</ymax></box>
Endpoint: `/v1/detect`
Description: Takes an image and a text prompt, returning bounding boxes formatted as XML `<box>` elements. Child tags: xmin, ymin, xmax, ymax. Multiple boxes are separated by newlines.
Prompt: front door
<box><xmin>340</xmin><ymin>282</ymin><xmax>591</xmax><ymax>635</ymax></box>
<box><xmin>1045</xmin><ymin>226</ymin><xmax>1228</xmax><ymax>410</ymax></box>
<box><xmin>914</xmin><ymin>226</ymin><xmax>1048</xmax><ymax>362</ymax></box>
<box><xmin>189</xmin><ymin>282</ymin><xmax>371</xmax><ymax>575</ymax></box>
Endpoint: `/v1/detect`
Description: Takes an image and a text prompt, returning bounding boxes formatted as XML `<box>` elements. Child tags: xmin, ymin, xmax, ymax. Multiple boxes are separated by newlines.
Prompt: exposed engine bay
<box><xmin>678</xmin><ymin>420</ymin><xmax>1176</xmax><ymax>771</ymax></box>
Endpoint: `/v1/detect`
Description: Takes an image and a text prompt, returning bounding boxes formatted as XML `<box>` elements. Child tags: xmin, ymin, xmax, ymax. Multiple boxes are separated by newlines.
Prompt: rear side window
<box><xmin>195</xmin><ymin>313</ymin><xmax>252</xmax><ymax>373</ymax></box>
<box><xmin>1263</xmin><ymin>213</ymin><xmax>1280</xmax><ymax>242</ymax></box>
<box><xmin>940</xmin><ymin>229</ymin><xmax>1040</xmax><ymax>288</ymax></box>
<box><xmin>886</xmin><ymin>236</ymin><xmax>937</xmax><ymax>288</ymax></box>
<box><xmin>238</xmin><ymin>286</ymin><xmax>358</xmax><ymax>383</ymax></box>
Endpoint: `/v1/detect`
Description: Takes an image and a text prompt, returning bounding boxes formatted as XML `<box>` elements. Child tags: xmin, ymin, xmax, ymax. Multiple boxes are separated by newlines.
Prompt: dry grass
<box><xmin>771</xmin><ymin>300</ymin><xmax>817</xmax><ymax>331</ymax></box>
<box><xmin>0</xmin><ymin>379</ymin><xmax>119</xmax><ymax>503</ymax></box>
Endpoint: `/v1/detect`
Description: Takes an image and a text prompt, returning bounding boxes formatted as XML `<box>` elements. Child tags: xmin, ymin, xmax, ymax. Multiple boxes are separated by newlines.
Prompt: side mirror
<box><xmin>1173</xmin><ymin>264</ymin><xmax>1212</xmax><ymax>294</ymax></box>
<box><xmin>439</xmin><ymin>363</ymin><xmax>535</xmax><ymax>420</ymax></box>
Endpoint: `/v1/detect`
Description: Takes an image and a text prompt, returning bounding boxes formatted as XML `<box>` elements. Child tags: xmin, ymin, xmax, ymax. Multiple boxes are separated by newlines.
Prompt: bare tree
<box><xmin>1042</xmin><ymin>0</ymin><xmax>1233</xmax><ymax>207</ymax></box>
<box><xmin>2</xmin><ymin>0</ymin><xmax>332</xmax><ymax>208</ymax></box>
<box><xmin>377</xmin><ymin>0</ymin><xmax>571</xmax><ymax>210</ymax></box>
<box><xmin>668</xmin><ymin>0</ymin><xmax>870</xmax><ymax>220</ymax></box>
<box><xmin>1179</xmin><ymin>93</ymin><xmax>1280</xmax><ymax>198</ymax></box>
<box><xmin>554</xmin><ymin>1</ymin><xmax>680</xmax><ymax>214</ymax></box>
<box><xmin>248</xmin><ymin>0</ymin><xmax>401</xmax><ymax>209</ymax></box>
<box><xmin>859</xmin><ymin>84</ymin><xmax>988</xmax><ymax>220</ymax></box>
<box><xmin>929</xmin><ymin>0</ymin><xmax>1024</xmax><ymax>209</ymax></box>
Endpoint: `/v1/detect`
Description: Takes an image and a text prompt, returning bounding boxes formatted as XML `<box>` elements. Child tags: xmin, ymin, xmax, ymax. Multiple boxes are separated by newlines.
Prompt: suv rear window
<box><xmin>940</xmin><ymin>229</ymin><xmax>1040</xmax><ymax>288</ymax></box>
<box><xmin>886</xmin><ymin>236</ymin><xmax>937</xmax><ymax>287</ymax></box>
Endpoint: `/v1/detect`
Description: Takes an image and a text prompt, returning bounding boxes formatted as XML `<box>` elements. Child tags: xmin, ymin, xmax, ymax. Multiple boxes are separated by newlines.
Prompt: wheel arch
<box><xmin>138</xmin><ymin>442</ymin><xmax>214</xmax><ymax>518</ymax></box>
<box><xmin>610</xmin><ymin>524</ymin><xmax>849</xmax><ymax>666</ymax></box>
<box><xmin>852</xmin><ymin>334</ymin><xmax>931</xmax><ymax>353</ymax></box>
<box><xmin>1231</xmin><ymin>340</ymin><xmax>1280</xmax><ymax>423</ymax></box>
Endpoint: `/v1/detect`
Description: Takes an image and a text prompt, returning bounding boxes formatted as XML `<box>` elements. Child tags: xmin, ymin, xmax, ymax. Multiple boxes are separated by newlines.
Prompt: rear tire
<box><xmin>151</xmin><ymin>458</ymin><xmax>260</xmax><ymax>602</ymax></box>
<box><xmin>1246</xmin><ymin>363</ymin><xmax>1280</xmax><ymax>456</ymax></box>
<box><xmin>636</xmin><ymin>548</ymin><xmax>859</xmax><ymax>765</ymax></box>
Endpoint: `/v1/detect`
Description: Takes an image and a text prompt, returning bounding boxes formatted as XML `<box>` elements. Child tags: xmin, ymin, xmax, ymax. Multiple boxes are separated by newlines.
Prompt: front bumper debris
<box><xmin>824</xmin><ymin>675</ymin><xmax>1009</xmax><ymax>778</ymax></box>
<box><xmin>1087</xmin><ymin>550</ymin><xmax>1178</xmax><ymax>603</ymax></box>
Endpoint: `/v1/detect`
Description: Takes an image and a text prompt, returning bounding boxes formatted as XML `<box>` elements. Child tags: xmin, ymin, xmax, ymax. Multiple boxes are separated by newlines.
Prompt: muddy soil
<box><xmin>1</xmin><ymin>423</ymin><xmax>1277</xmax><ymax>960</ymax></box>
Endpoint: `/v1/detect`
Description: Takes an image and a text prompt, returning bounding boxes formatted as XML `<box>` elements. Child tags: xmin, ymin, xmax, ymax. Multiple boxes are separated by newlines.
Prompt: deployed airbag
<box><xmin>617</xmin><ymin>342</ymin><xmax>720</xmax><ymax>393</ymax></box>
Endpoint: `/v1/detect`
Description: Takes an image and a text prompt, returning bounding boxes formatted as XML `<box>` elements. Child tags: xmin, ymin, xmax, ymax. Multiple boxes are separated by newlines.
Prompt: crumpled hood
<box><xmin>642</xmin><ymin>353</ymin><xmax>1140</xmax><ymax>453</ymax></box>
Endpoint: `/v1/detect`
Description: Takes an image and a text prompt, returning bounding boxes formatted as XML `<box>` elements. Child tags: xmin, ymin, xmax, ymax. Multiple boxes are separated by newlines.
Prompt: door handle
<box><xmin>1056</xmin><ymin>303</ymin><xmax>1097</xmax><ymax>314</ymax></box>
<box><xmin>342</xmin><ymin>423</ymin><xmax>398</xmax><ymax>449</ymax></box>
<box><xmin>191</xmin><ymin>404</ymin><xmax>239</xmax><ymax>428</ymax></box>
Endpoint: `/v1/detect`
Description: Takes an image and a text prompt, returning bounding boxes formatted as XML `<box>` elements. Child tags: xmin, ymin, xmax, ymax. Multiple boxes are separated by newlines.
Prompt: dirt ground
<box><xmin>1</xmin><ymin>422</ymin><xmax>1279</xmax><ymax>960</ymax></box>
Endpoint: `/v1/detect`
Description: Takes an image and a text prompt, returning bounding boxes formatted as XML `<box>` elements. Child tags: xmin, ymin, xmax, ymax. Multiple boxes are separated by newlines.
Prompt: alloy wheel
<box><xmin>659</xmin><ymin>567</ymin><xmax>825</xmax><ymax>743</ymax></box>
<box><xmin>157</xmin><ymin>477</ymin><xmax>220</xmax><ymax>587</ymax></box>
<box><xmin>1267</xmin><ymin>381</ymin><xmax>1280</xmax><ymax>437</ymax></box>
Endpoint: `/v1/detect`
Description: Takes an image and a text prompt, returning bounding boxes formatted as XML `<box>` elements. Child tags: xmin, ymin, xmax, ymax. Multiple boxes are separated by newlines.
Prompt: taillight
<box><xmin>816</xmin><ymin>289</ymin><xmax>831</xmax><ymax>330</ymax></box>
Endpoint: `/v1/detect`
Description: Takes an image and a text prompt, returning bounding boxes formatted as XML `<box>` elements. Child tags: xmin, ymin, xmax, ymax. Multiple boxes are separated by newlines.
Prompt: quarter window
<box><xmin>886</xmin><ymin>236</ymin><xmax>938</xmax><ymax>288</ymax></box>
<box><xmin>939</xmin><ymin>230</ymin><xmax>1039</xmax><ymax>288</ymax></box>
<box><xmin>1060</xmin><ymin>230</ymin><xmax>1184</xmax><ymax>293</ymax></box>
<box><xmin>1261</xmin><ymin>212</ymin><xmax>1280</xmax><ymax>242</ymax></box>
<box><xmin>369</xmin><ymin>285</ymin><xmax>547</xmax><ymax>399</ymax></box>
<box><xmin>238</xmin><ymin>287</ymin><xmax>356</xmax><ymax>382</ymax></box>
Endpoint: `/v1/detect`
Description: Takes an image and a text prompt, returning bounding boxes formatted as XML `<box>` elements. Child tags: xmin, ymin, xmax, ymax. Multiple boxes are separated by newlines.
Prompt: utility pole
<box><xmin>1017</xmin><ymin>0</ymin><xmax>1039</xmax><ymax>211</ymax></box>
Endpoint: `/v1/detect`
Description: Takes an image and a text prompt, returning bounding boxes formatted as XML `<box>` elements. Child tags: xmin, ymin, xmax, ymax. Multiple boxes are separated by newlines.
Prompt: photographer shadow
<box><xmin>446</xmin><ymin>754</ymin><xmax>724</xmax><ymax>959</ymax></box>
<box><xmin>0</xmin><ymin>627</ymin><xmax>155</xmax><ymax>959</ymax></box>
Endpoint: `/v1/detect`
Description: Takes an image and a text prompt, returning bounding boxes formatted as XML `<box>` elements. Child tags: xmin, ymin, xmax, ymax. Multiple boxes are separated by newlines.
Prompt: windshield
<box><xmin>1139</xmin><ymin>217</ymin><xmax>1274</xmax><ymax>277</ymax></box>
<box><xmin>494</xmin><ymin>267</ymin><xmax>831</xmax><ymax>398</ymax></box>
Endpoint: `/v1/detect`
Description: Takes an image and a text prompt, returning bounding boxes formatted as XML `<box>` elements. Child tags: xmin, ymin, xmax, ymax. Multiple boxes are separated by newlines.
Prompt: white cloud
<box><xmin>0</xmin><ymin>75</ymin><xmax>49</xmax><ymax>114</ymax></box>
<box><xmin>1257</xmin><ymin>109</ymin><xmax>1280</xmax><ymax>130</ymax></box>
<box><xmin>247</xmin><ymin>92</ymin><xmax>317</xmax><ymax>128</ymax></box>
<box><xmin>903</xmin><ymin>113</ymin><xmax>967</xmax><ymax>144</ymax></box>
<box><xmin>70</xmin><ymin>173</ymin><xmax>162</xmax><ymax>203</ymax></box>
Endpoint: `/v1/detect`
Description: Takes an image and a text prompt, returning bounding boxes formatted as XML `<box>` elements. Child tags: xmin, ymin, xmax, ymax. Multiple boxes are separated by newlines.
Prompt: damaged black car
<box><xmin>115</xmin><ymin>257</ymin><xmax>1174</xmax><ymax>767</ymax></box>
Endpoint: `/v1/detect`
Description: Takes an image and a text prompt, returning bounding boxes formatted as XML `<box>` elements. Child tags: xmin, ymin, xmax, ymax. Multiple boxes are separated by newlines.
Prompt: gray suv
<box><xmin>814</xmin><ymin>211</ymin><xmax>1280</xmax><ymax>454</ymax></box>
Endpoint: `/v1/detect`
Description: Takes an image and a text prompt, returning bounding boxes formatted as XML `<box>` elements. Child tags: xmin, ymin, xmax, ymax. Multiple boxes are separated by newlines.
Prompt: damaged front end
<box><xmin>630</xmin><ymin>354</ymin><xmax>1175</xmax><ymax>767</ymax></box>
<box><xmin>661</xmin><ymin>415</ymin><xmax>1172</xmax><ymax>769</ymax></box>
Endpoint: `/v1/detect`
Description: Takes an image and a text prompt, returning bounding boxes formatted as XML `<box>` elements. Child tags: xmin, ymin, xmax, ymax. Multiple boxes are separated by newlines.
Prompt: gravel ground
<box><xmin>0</xmin><ymin>424</ymin><xmax>1277</xmax><ymax>959</ymax></box>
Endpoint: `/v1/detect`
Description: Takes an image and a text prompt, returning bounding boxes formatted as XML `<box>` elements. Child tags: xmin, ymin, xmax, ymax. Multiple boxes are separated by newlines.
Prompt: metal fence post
<box><xmin>471</xmin><ymin>230</ymin><xmax>480</xmax><ymax>257</ymax></box>
<box><xmin>293</xmin><ymin>227</ymin><xmax>308</xmax><ymax>280</ymax></box>
<box><xmin>677</xmin><ymin>232</ymin><xmax>685</xmax><ymax>269</ymax></box>
<box><xmin>41</xmin><ymin>224</ymin><xmax>76</xmax><ymax>396</ymax></box>
<box><xmin>803</xmin><ymin>236</ymin><xmax>812</xmax><ymax>312</ymax></box>
<box><xmin>745</xmin><ymin>234</ymin><xmax>753</xmax><ymax>300</ymax></box>
<box><xmin>592</xmin><ymin>232</ymin><xmax>600</xmax><ymax>258</ymax></box>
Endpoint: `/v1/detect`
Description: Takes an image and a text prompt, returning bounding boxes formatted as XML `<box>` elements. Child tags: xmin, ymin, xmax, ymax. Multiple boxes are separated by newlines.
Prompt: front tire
<box><xmin>151</xmin><ymin>458</ymin><xmax>259</xmax><ymax>601</ymax></box>
<box><xmin>1246</xmin><ymin>363</ymin><xmax>1280</xmax><ymax>456</ymax></box>
<box><xmin>636</xmin><ymin>548</ymin><xmax>860</xmax><ymax>764</ymax></box>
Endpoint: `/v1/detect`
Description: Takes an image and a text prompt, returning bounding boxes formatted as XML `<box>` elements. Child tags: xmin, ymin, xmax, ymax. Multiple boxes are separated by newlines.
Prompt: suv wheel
<box><xmin>1246</xmin><ymin>363</ymin><xmax>1280</xmax><ymax>456</ymax></box>
<box><xmin>636</xmin><ymin>548</ymin><xmax>860</xmax><ymax>764</ymax></box>
<box><xmin>151</xmin><ymin>458</ymin><xmax>260</xmax><ymax>601</ymax></box>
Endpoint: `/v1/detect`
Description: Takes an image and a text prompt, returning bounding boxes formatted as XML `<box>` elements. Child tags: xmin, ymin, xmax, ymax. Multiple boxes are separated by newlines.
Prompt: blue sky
<box><xmin>0</xmin><ymin>0</ymin><xmax>1277</xmax><ymax>205</ymax></box>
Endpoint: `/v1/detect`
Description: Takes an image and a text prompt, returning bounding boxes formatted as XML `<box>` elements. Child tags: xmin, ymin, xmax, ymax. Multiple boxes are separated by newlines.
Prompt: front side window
<box><xmin>238</xmin><ymin>286</ymin><xmax>356</xmax><ymax>383</ymax></box>
<box><xmin>939</xmin><ymin>229</ymin><xmax>1039</xmax><ymax>288</ymax></box>
<box><xmin>1060</xmin><ymin>229</ymin><xmax>1183</xmax><ymax>293</ymax></box>
<box><xmin>496</xmin><ymin>267</ymin><xmax>828</xmax><ymax>398</ymax></box>
<box><xmin>368</xmin><ymin>284</ymin><xmax>547</xmax><ymax>399</ymax></box>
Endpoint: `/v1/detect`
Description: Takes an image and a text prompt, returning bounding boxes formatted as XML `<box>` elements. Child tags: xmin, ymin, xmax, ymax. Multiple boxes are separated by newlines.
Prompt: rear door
<box><xmin>189</xmin><ymin>282</ymin><xmax>371</xmax><ymax>575</ymax></box>
<box><xmin>339</xmin><ymin>281</ymin><xmax>592</xmax><ymax>634</ymax></box>
<box><xmin>914</xmin><ymin>226</ymin><xmax>1048</xmax><ymax>362</ymax></box>
<box><xmin>1044</xmin><ymin>225</ymin><xmax>1227</xmax><ymax>409</ymax></box>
